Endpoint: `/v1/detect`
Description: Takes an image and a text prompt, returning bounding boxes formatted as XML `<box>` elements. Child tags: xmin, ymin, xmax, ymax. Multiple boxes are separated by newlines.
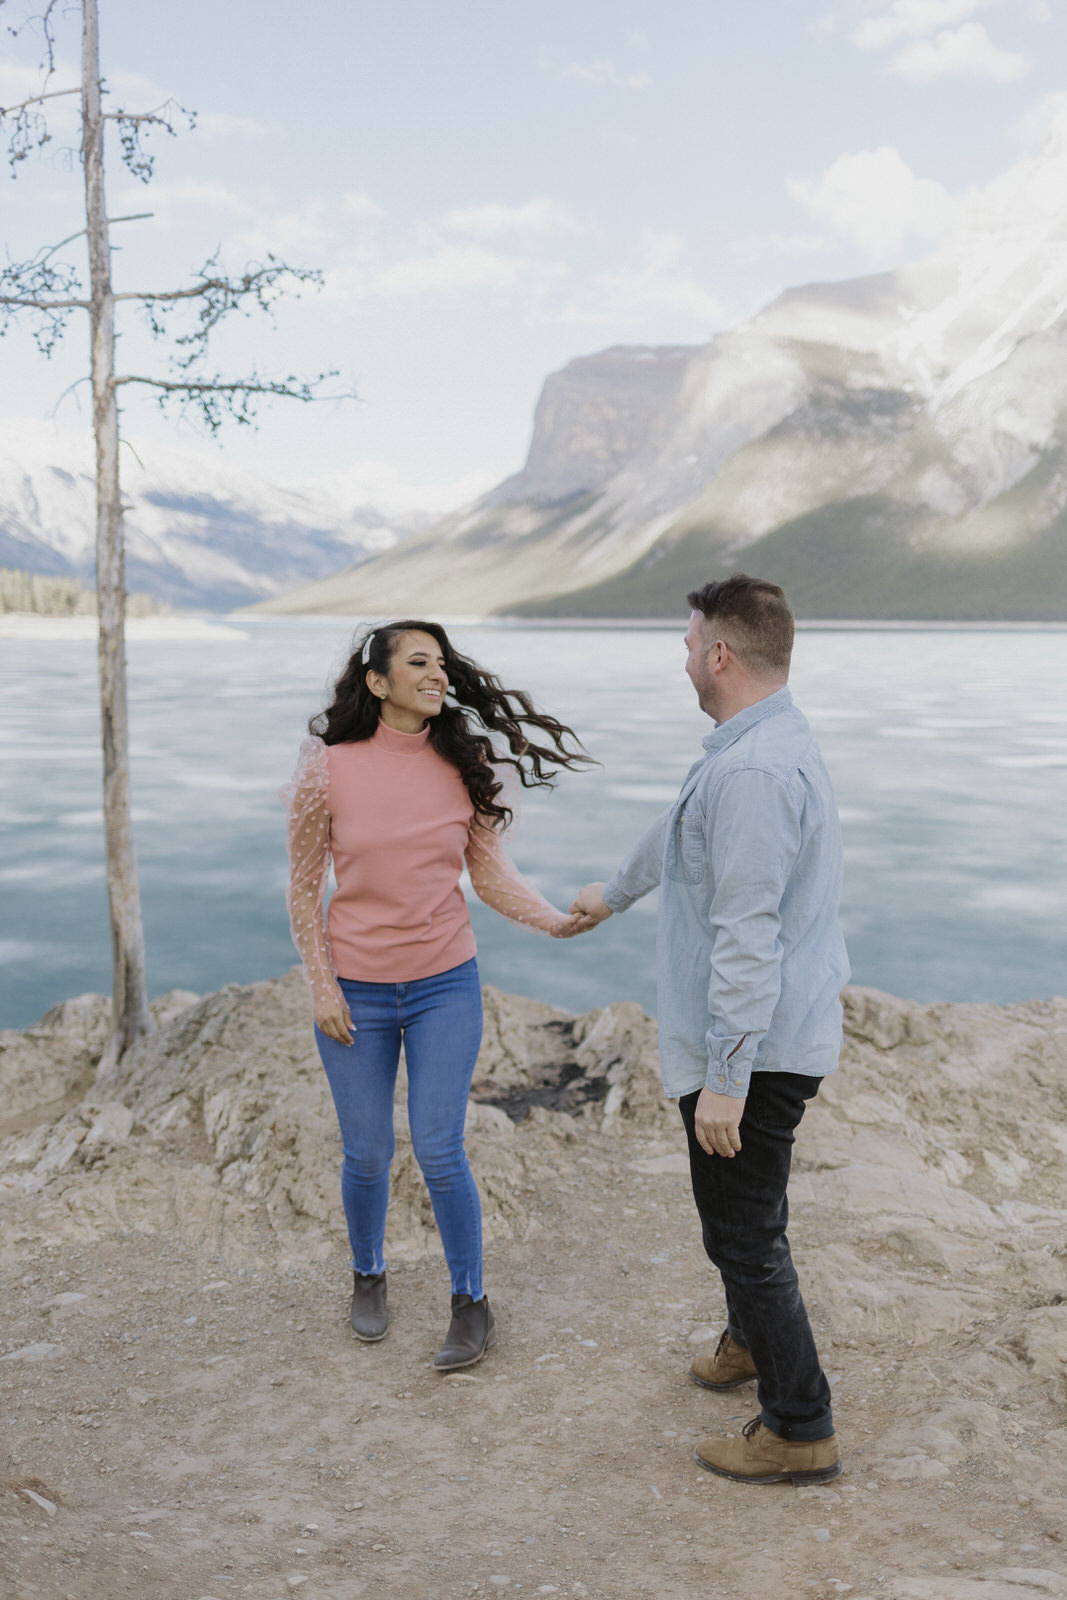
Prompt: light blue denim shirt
<box><xmin>602</xmin><ymin>687</ymin><xmax>849</xmax><ymax>1100</ymax></box>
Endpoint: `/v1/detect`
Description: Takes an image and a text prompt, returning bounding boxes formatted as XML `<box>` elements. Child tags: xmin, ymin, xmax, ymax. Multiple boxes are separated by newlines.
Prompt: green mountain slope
<box><xmin>252</xmin><ymin>135</ymin><xmax>1067</xmax><ymax>623</ymax></box>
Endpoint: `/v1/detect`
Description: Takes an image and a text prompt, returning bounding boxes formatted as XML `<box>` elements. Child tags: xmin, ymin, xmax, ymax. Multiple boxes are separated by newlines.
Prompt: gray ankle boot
<box><xmin>350</xmin><ymin>1271</ymin><xmax>388</xmax><ymax>1342</ymax></box>
<box><xmin>434</xmin><ymin>1293</ymin><xmax>495</xmax><ymax>1370</ymax></box>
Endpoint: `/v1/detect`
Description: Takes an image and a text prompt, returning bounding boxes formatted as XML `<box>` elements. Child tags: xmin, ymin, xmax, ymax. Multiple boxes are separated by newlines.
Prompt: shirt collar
<box><xmin>372</xmin><ymin>720</ymin><xmax>432</xmax><ymax>756</ymax></box>
<box><xmin>701</xmin><ymin>685</ymin><xmax>793</xmax><ymax>755</ymax></box>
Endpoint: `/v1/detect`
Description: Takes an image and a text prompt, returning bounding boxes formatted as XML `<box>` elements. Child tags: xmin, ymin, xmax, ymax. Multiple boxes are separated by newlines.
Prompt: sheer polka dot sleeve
<box><xmin>280</xmin><ymin>735</ymin><xmax>344</xmax><ymax>1016</ymax></box>
<box><xmin>465</xmin><ymin>812</ymin><xmax>577</xmax><ymax>938</ymax></box>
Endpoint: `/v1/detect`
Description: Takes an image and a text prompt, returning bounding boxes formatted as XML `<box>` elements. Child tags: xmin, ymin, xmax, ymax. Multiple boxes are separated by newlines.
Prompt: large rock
<box><xmin>0</xmin><ymin>971</ymin><xmax>666</xmax><ymax>1265</ymax></box>
<box><xmin>2</xmin><ymin>975</ymin><xmax>1066</xmax><ymax>1357</ymax></box>
<box><xmin>0</xmin><ymin>993</ymin><xmax>111</xmax><ymax>1116</ymax></box>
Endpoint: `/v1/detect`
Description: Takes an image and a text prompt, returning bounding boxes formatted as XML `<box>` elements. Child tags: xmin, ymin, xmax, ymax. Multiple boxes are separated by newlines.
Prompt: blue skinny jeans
<box><xmin>314</xmin><ymin>957</ymin><xmax>485</xmax><ymax>1299</ymax></box>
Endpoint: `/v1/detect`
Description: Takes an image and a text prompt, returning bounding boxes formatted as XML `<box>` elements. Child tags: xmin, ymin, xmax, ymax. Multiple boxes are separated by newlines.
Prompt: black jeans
<box><xmin>679</xmin><ymin>1071</ymin><xmax>834</xmax><ymax>1442</ymax></box>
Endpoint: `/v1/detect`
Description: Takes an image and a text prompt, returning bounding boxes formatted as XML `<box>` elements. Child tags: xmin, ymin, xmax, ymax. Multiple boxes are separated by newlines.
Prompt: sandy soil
<box><xmin>1</xmin><ymin>978</ymin><xmax>1066</xmax><ymax>1600</ymax></box>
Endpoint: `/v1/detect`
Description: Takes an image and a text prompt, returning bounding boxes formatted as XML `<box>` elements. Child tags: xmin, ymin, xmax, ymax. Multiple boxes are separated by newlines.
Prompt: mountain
<box><xmin>0</xmin><ymin>421</ymin><xmax>485</xmax><ymax>610</ymax></box>
<box><xmin>256</xmin><ymin>127</ymin><xmax>1067</xmax><ymax>621</ymax></box>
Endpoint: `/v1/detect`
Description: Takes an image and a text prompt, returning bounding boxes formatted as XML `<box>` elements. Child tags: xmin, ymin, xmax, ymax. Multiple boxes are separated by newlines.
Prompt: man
<box><xmin>571</xmin><ymin>574</ymin><xmax>849</xmax><ymax>1486</ymax></box>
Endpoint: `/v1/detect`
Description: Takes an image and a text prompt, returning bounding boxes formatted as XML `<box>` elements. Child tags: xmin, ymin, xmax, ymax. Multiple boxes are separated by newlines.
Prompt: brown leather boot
<box><xmin>434</xmin><ymin>1294</ymin><xmax>495</xmax><ymax>1371</ymax></box>
<box><xmin>689</xmin><ymin>1329</ymin><xmax>759</xmax><ymax>1391</ymax></box>
<box><xmin>695</xmin><ymin>1416</ymin><xmax>841</xmax><ymax>1484</ymax></box>
<box><xmin>349</xmin><ymin>1271</ymin><xmax>388</xmax><ymax>1342</ymax></box>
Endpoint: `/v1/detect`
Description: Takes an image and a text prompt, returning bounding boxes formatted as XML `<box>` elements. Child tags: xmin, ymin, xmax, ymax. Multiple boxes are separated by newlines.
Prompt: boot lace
<box><xmin>741</xmin><ymin>1416</ymin><xmax>763</xmax><ymax>1440</ymax></box>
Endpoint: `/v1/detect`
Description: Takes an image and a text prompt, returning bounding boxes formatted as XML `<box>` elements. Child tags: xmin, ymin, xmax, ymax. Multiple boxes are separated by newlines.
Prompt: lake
<box><xmin>1</xmin><ymin>619</ymin><xmax>1064</xmax><ymax>1031</ymax></box>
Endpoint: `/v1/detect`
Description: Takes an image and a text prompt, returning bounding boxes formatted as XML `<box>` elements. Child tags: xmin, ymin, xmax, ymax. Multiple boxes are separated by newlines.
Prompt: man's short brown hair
<box><xmin>686</xmin><ymin>574</ymin><xmax>794</xmax><ymax>678</ymax></box>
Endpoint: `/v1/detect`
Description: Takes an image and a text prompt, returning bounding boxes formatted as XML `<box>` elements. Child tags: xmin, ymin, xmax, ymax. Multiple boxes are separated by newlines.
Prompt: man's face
<box><xmin>684</xmin><ymin>610</ymin><xmax>721</xmax><ymax>718</ymax></box>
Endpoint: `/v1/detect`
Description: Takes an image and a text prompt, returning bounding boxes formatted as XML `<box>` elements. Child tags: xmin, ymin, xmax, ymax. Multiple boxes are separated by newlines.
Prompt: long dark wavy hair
<box><xmin>310</xmin><ymin>619</ymin><xmax>592</xmax><ymax>829</ymax></box>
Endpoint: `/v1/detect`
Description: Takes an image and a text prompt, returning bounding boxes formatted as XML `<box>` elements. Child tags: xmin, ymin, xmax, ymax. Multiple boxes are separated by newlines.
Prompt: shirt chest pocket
<box><xmin>665</xmin><ymin>805</ymin><xmax>706</xmax><ymax>885</ymax></box>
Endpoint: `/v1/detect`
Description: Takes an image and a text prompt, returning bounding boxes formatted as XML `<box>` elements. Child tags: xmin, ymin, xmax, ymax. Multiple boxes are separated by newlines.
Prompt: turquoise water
<box><xmin>1</xmin><ymin>620</ymin><xmax>1064</xmax><ymax>1030</ymax></box>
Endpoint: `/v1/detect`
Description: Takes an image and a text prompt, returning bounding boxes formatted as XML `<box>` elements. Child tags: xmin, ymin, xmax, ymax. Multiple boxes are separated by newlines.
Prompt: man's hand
<box><xmin>694</xmin><ymin>1087</ymin><xmax>745</xmax><ymax>1158</ymax></box>
<box><xmin>569</xmin><ymin>882</ymin><xmax>614</xmax><ymax>933</ymax></box>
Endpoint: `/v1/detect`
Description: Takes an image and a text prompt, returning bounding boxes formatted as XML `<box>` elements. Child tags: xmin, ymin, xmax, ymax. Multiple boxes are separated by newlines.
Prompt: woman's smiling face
<box><xmin>370</xmin><ymin>629</ymin><xmax>448</xmax><ymax>731</ymax></box>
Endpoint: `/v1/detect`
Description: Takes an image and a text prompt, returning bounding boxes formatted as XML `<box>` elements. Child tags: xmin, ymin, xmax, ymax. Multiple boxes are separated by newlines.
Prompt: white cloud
<box><xmin>342</xmin><ymin>192</ymin><xmax>384</xmax><ymax>220</ymax></box>
<box><xmin>126</xmin><ymin>178</ymin><xmax>258</xmax><ymax>218</ymax></box>
<box><xmin>849</xmin><ymin>1</ymin><xmax>1029</xmax><ymax>81</ymax></box>
<box><xmin>555</xmin><ymin>230</ymin><xmax>722</xmax><ymax>331</ymax></box>
<box><xmin>442</xmin><ymin>197</ymin><xmax>581</xmax><ymax>237</ymax></box>
<box><xmin>889</xmin><ymin>20</ymin><xmax>1027</xmax><ymax>78</ymax></box>
<box><xmin>765</xmin><ymin>233</ymin><xmax>834</xmax><ymax>255</ymax></box>
<box><xmin>556</xmin><ymin>57</ymin><xmax>652</xmax><ymax>90</ymax></box>
<box><xmin>0</xmin><ymin>59</ymin><xmax>72</xmax><ymax>103</ymax></box>
<box><xmin>195</xmin><ymin>112</ymin><xmax>267</xmax><ymax>139</ymax></box>
<box><xmin>0</xmin><ymin>57</ymin><xmax>81</xmax><ymax>140</ymax></box>
<box><xmin>1013</xmin><ymin>91</ymin><xmax>1067</xmax><ymax>150</ymax></box>
<box><xmin>373</xmin><ymin>245</ymin><xmax>562</xmax><ymax>300</ymax></box>
<box><xmin>788</xmin><ymin>145</ymin><xmax>957</xmax><ymax>256</ymax></box>
<box><xmin>853</xmin><ymin>0</ymin><xmax>994</xmax><ymax>50</ymax></box>
<box><xmin>108</xmin><ymin>70</ymin><xmax>264</xmax><ymax>139</ymax></box>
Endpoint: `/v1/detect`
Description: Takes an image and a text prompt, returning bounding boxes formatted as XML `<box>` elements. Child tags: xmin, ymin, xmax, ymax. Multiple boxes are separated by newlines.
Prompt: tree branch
<box><xmin>0</xmin><ymin>86</ymin><xmax>79</xmax><ymax>115</ymax></box>
<box><xmin>104</xmin><ymin>97</ymin><xmax>196</xmax><ymax>183</ymax></box>
<box><xmin>113</xmin><ymin>279</ymin><xmax>235</xmax><ymax>304</ymax></box>
<box><xmin>3</xmin><ymin>0</ymin><xmax>62</xmax><ymax>80</ymax></box>
<box><xmin>0</xmin><ymin>0</ymin><xmax>72</xmax><ymax>173</ymax></box>
<box><xmin>129</xmin><ymin>254</ymin><xmax>325</xmax><ymax>371</ymax></box>
<box><xmin>0</xmin><ymin>293</ymin><xmax>88</xmax><ymax>310</ymax></box>
<box><xmin>114</xmin><ymin>368</ymin><xmax>348</xmax><ymax>433</ymax></box>
<box><xmin>32</xmin><ymin>226</ymin><xmax>86</xmax><ymax>263</ymax></box>
<box><xmin>0</xmin><ymin>229</ymin><xmax>85</xmax><ymax>351</ymax></box>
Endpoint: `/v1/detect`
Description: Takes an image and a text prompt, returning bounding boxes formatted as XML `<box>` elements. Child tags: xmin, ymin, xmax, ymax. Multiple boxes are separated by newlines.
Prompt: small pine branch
<box><xmin>0</xmin><ymin>242</ymin><xmax>84</xmax><ymax>352</ymax></box>
<box><xmin>1</xmin><ymin>0</ymin><xmax>69</xmax><ymax>171</ymax></box>
<box><xmin>119</xmin><ymin>252</ymin><xmax>325</xmax><ymax>370</ymax></box>
<box><xmin>114</xmin><ymin>369</ymin><xmax>346</xmax><ymax>433</ymax></box>
<box><xmin>105</xmin><ymin>98</ymin><xmax>196</xmax><ymax>183</ymax></box>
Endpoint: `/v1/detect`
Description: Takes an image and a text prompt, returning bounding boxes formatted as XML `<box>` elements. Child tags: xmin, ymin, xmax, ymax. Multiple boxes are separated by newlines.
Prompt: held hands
<box><xmin>694</xmin><ymin>1087</ymin><xmax>745</xmax><ymax>1158</ymax></box>
<box><xmin>568</xmin><ymin>882</ymin><xmax>614</xmax><ymax>935</ymax></box>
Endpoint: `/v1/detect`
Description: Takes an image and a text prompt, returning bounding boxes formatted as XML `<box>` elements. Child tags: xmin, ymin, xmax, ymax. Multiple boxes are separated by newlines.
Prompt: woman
<box><xmin>283</xmin><ymin>619</ymin><xmax>589</xmax><ymax>1369</ymax></box>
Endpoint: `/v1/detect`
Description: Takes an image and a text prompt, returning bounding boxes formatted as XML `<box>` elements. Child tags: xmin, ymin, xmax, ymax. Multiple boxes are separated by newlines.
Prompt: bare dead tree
<box><xmin>1</xmin><ymin>0</ymin><xmax>346</xmax><ymax>1071</ymax></box>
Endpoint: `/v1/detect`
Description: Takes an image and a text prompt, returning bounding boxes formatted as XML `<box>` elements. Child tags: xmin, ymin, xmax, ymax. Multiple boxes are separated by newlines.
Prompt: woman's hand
<box><xmin>549</xmin><ymin>911</ymin><xmax>587</xmax><ymax>939</ymax></box>
<box><xmin>316</xmin><ymin>994</ymin><xmax>354</xmax><ymax>1045</ymax></box>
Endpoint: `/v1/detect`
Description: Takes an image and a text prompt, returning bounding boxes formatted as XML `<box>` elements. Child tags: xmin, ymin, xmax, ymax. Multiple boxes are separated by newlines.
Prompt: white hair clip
<box><xmin>360</xmin><ymin>631</ymin><xmax>376</xmax><ymax>664</ymax></box>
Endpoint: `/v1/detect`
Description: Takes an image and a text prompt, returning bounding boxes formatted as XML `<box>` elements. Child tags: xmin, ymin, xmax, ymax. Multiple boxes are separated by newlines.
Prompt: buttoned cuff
<box><xmin>705</xmin><ymin>1057</ymin><xmax>754</xmax><ymax>1099</ymax></box>
<box><xmin>602</xmin><ymin>876</ymin><xmax>636</xmax><ymax>913</ymax></box>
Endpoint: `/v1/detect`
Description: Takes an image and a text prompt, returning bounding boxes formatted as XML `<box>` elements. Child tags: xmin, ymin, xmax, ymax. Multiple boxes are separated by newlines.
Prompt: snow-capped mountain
<box><xmin>259</xmin><ymin>122</ymin><xmax>1067</xmax><ymax>621</ymax></box>
<box><xmin>0</xmin><ymin>421</ymin><xmax>487</xmax><ymax>610</ymax></box>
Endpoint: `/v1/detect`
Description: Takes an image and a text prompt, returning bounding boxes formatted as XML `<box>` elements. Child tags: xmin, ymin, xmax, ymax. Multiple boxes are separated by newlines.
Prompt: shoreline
<box><xmin>235</xmin><ymin>611</ymin><xmax>1067</xmax><ymax>632</ymax></box>
<box><xmin>6</xmin><ymin>609</ymin><xmax>1067</xmax><ymax>635</ymax></box>
<box><xmin>0</xmin><ymin>613</ymin><xmax>249</xmax><ymax>640</ymax></box>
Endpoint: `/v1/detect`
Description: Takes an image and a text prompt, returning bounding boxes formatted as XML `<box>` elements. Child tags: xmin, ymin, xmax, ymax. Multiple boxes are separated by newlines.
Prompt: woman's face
<box><xmin>370</xmin><ymin>630</ymin><xmax>448</xmax><ymax>731</ymax></box>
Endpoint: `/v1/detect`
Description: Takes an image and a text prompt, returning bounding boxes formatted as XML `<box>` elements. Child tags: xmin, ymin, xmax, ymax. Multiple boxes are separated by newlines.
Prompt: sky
<box><xmin>2</xmin><ymin>0</ymin><xmax>1067</xmax><ymax>497</ymax></box>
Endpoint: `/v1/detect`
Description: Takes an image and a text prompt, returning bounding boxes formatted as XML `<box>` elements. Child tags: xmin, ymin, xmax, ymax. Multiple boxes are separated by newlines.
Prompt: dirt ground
<box><xmin>2</xmin><ymin>977</ymin><xmax>1066</xmax><ymax>1600</ymax></box>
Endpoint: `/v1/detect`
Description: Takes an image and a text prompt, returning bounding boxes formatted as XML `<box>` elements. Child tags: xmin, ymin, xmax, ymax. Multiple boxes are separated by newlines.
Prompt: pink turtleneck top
<box><xmin>283</xmin><ymin>721</ymin><xmax>570</xmax><ymax>1012</ymax></box>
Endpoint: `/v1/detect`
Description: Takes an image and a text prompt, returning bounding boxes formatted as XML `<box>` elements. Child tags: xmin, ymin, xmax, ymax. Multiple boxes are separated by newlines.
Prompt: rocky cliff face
<box><xmin>262</xmin><ymin>131</ymin><xmax>1067</xmax><ymax>621</ymax></box>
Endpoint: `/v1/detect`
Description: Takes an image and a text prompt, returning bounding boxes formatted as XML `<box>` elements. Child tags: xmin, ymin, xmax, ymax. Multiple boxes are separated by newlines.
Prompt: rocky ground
<box><xmin>1</xmin><ymin>972</ymin><xmax>1066</xmax><ymax>1600</ymax></box>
